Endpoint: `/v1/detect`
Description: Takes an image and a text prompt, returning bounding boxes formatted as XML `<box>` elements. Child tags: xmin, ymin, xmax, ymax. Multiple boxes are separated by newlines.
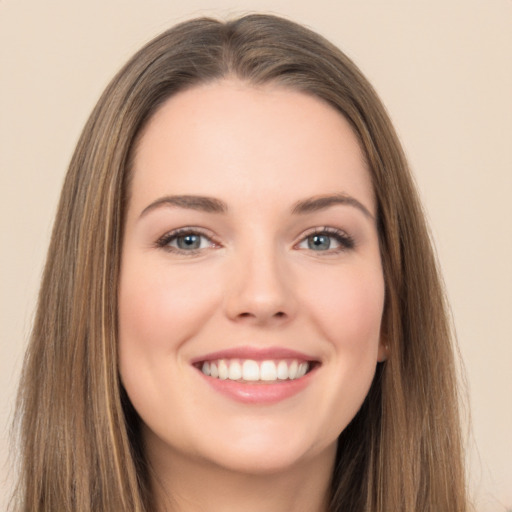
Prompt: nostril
<box><xmin>236</xmin><ymin>311</ymin><xmax>287</xmax><ymax>320</ymax></box>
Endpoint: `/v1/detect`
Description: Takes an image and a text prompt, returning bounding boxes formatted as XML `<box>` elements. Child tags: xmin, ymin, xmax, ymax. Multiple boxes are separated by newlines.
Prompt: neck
<box><xmin>146</xmin><ymin>437</ymin><xmax>336</xmax><ymax>512</ymax></box>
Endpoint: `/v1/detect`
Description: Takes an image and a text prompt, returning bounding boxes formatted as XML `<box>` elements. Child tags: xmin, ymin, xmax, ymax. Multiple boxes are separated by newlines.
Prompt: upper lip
<box><xmin>190</xmin><ymin>346</ymin><xmax>320</xmax><ymax>365</ymax></box>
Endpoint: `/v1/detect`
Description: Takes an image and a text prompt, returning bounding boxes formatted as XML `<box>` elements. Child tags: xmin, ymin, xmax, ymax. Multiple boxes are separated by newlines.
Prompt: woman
<box><xmin>12</xmin><ymin>13</ymin><xmax>468</xmax><ymax>512</ymax></box>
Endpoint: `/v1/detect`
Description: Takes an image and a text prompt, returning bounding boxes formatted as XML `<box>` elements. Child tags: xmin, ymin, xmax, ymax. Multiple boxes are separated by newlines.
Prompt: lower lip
<box><xmin>196</xmin><ymin>367</ymin><xmax>316</xmax><ymax>404</ymax></box>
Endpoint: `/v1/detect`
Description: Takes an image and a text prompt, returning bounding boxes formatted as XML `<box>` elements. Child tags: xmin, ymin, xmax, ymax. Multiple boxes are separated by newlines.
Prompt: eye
<box><xmin>156</xmin><ymin>228</ymin><xmax>218</xmax><ymax>254</ymax></box>
<box><xmin>296</xmin><ymin>228</ymin><xmax>354</xmax><ymax>253</ymax></box>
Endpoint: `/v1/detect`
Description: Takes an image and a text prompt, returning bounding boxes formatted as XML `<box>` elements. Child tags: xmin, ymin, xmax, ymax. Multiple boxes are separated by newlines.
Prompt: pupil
<box><xmin>309</xmin><ymin>234</ymin><xmax>330</xmax><ymax>250</ymax></box>
<box><xmin>178</xmin><ymin>234</ymin><xmax>200</xmax><ymax>249</ymax></box>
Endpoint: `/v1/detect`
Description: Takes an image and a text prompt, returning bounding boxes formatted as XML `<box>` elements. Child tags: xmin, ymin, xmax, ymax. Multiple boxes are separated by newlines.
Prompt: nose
<box><xmin>223</xmin><ymin>244</ymin><xmax>296</xmax><ymax>326</ymax></box>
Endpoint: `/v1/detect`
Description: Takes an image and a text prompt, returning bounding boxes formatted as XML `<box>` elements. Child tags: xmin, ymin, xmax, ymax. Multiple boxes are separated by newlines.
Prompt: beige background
<box><xmin>1</xmin><ymin>0</ymin><xmax>511</xmax><ymax>510</ymax></box>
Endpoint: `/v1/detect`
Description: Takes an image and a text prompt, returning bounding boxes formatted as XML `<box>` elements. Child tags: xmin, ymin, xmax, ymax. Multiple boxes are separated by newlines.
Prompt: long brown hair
<box><xmin>12</xmin><ymin>14</ymin><xmax>468</xmax><ymax>511</ymax></box>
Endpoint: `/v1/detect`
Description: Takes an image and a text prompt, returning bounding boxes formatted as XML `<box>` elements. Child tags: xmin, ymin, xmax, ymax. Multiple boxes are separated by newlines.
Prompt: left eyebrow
<box><xmin>139</xmin><ymin>195</ymin><xmax>228</xmax><ymax>218</ymax></box>
<box><xmin>291</xmin><ymin>193</ymin><xmax>374</xmax><ymax>219</ymax></box>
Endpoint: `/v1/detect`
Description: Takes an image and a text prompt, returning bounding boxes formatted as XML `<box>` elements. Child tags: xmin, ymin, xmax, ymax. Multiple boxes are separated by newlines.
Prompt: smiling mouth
<box><xmin>195</xmin><ymin>358</ymin><xmax>318</xmax><ymax>382</ymax></box>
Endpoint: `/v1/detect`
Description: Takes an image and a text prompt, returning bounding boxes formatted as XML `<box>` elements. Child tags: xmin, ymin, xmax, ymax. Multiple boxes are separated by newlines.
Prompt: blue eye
<box><xmin>157</xmin><ymin>229</ymin><xmax>216</xmax><ymax>253</ymax></box>
<box><xmin>307</xmin><ymin>234</ymin><xmax>332</xmax><ymax>251</ymax></box>
<box><xmin>175</xmin><ymin>233</ymin><xmax>202</xmax><ymax>250</ymax></box>
<box><xmin>297</xmin><ymin>229</ymin><xmax>354</xmax><ymax>252</ymax></box>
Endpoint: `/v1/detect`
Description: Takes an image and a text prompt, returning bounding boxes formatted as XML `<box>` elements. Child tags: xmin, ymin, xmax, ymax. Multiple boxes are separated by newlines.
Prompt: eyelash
<box><xmin>155</xmin><ymin>227</ymin><xmax>219</xmax><ymax>254</ymax></box>
<box><xmin>155</xmin><ymin>227</ymin><xmax>355</xmax><ymax>255</ymax></box>
<box><xmin>296</xmin><ymin>227</ymin><xmax>355</xmax><ymax>253</ymax></box>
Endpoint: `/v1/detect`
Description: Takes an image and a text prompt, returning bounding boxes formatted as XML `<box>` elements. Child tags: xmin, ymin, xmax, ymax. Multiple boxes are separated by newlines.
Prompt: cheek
<box><xmin>118</xmin><ymin>262</ymin><xmax>217</xmax><ymax>351</ymax></box>
<box><xmin>117</xmin><ymin>260</ymin><xmax>224</xmax><ymax>403</ymax></box>
<box><xmin>303</xmin><ymin>265</ymin><xmax>385</xmax><ymax>353</ymax></box>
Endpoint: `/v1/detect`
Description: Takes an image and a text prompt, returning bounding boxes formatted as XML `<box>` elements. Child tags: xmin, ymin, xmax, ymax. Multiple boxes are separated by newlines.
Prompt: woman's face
<box><xmin>119</xmin><ymin>80</ymin><xmax>386</xmax><ymax>476</ymax></box>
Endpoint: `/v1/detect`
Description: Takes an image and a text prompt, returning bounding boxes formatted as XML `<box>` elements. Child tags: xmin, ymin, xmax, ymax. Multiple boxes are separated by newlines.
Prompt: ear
<box><xmin>377</xmin><ymin>335</ymin><xmax>389</xmax><ymax>362</ymax></box>
<box><xmin>377</xmin><ymin>308</ymin><xmax>390</xmax><ymax>362</ymax></box>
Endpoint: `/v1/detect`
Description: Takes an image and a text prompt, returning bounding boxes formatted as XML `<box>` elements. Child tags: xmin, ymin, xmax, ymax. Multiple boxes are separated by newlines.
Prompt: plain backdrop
<box><xmin>1</xmin><ymin>1</ymin><xmax>511</xmax><ymax>510</ymax></box>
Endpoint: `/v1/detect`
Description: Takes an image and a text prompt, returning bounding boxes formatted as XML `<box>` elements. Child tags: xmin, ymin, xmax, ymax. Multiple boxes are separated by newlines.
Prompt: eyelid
<box><xmin>294</xmin><ymin>226</ymin><xmax>355</xmax><ymax>253</ymax></box>
<box><xmin>155</xmin><ymin>227</ymin><xmax>221</xmax><ymax>254</ymax></box>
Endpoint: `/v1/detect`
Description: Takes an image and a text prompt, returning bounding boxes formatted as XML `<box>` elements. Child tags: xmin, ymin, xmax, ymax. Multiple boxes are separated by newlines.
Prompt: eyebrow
<box><xmin>139</xmin><ymin>192</ymin><xmax>373</xmax><ymax>219</ymax></box>
<box><xmin>291</xmin><ymin>193</ymin><xmax>374</xmax><ymax>219</ymax></box>
<box><xmin>140</xmin><ymin>195</ymin><xmax>228</xmax><ymax>217</ymax></box>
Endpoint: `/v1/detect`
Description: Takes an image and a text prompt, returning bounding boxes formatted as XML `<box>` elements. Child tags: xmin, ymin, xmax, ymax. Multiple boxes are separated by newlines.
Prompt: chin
<box><xmin>188</xmin><ymin>426</ymin><xmax>337</xmax><ymax>477</ymax></box>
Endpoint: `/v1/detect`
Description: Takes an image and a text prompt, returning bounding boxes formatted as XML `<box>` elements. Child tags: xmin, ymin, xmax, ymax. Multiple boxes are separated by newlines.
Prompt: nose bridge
<box><xmin>224</xmin><ymin>234</ymin><xmax>294</xmax><ymax>323</ymax></box>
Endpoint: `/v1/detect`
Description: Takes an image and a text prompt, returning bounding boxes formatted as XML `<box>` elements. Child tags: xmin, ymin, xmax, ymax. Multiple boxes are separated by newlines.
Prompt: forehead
<box><xmin>129</xmin><ymin>79</ymin><xmax>375</xmax><ymax>216</ymax></box>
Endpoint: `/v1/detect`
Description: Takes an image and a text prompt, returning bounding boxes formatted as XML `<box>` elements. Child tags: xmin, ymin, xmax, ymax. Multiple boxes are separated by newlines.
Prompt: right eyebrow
<box><xmin>291</xmin><ymin>193</ymin><xmax>374</xmax><ymax>220</ymax></box>
<box><xmin>139</xmin><ymin>195</ymin><xmax>228</xmax><ymax>218</ymax></box>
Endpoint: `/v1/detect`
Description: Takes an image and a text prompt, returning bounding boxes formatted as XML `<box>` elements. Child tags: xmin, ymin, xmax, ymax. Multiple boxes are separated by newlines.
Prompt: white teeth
<box><xmin>260</xmin><ymin>360</ymin><xmax>277</xmax><ymax>381</ymax></box>
<box><xmin>218</xmin><ymin>360</ymin><xmax>228</xmax><ymax>380</ymax></box>
<box><xmin>228</xmin><ymin>360</ymin><xmax>242</xmax><ymax>380</ymax></box>
<box><xmin>199</xmin><ymin>358</ymin><xmax>311</xmax><ymax>382</ymax></box>
<box><xmin>289</xmin><ymin>360</ymin><xmax>298</xmax><ymax>379</ymax></box>
<box><xmin>277</xmin><ymin>360</ymin><xmax>288</xmax><ymax>380</ymax></box>
<box><xmin>242</xmin><ymin>360</ymin><xmax>260</xmax><ymax>381</ymax></box>
<box><xmin>297</xmin><ymin>362</ymin><xmax>308</xmax><ymax>378</ymax></box>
